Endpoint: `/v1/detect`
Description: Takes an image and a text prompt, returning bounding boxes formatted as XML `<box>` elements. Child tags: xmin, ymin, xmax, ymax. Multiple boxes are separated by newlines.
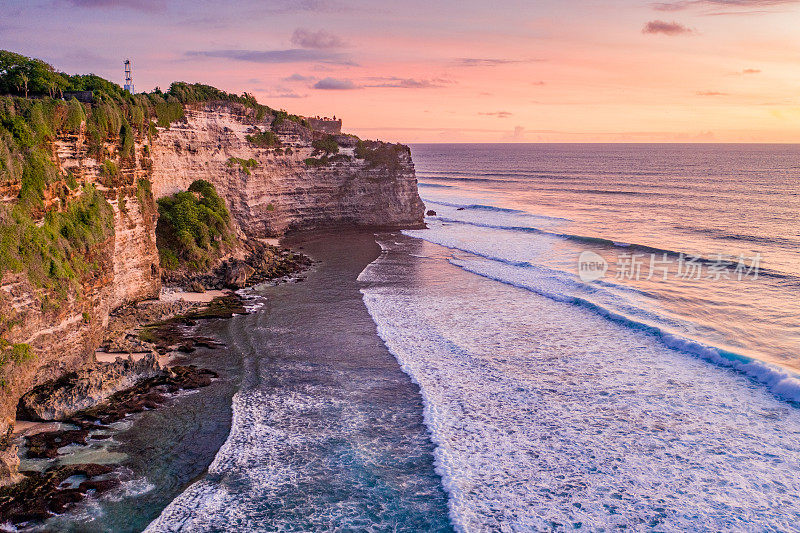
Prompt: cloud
<box><xmin>187</xmin><ymin>49</ymin><xmax>353</xmax><ymax>65</ymax></box>
<box><xmin>283</xmin><ymin>73</ymin><xmax>317</xmax><ymax>82</ymax></box>
<box><xmin>652</xmin><ymin>0</ymin><xmax>799</xmax><ymax>12</ymax></box>
<box><xmin>57</xmin><ymin>0</ymin><xmax>164</xmax><ymax>10</ymax></box>
<box><xmin>652</xmin><ymin>2</ymin><xmax>689</xmax><ymax>10</ymax></box>
<box><xmin>479</xmin><ymin>111</ymin><xmax>513</xmax><ymax>118</ymax></box>
<box><xmin>532</xmin><ymin>81</ymin><xmax>546</xmax><ymax>86</ymax></box>
<box><xmin>291</xmin><ymin>28</ymin><xmax>346</xmax><ymax>49</ymax></box>
<box><xmin>313</xmin><ymin>77</ymin><xmax>360</xmax><ymax>90</ymax></box>
<box><xmin>264</xmin><ymin>87</ymin><xmax>307</xmax><ymax>99</ymax></box>
<box><xmin>741</xmin><ymin>68</ymin><xmax>761</xmax><ymax>74</ymax></box>
<box><xmin>457</xmin><ymin>58</ymin><xmax>543</xmax><ymax>67</ymax></box>
<box><xmin>642</xmin><ymin>20</ymin><xmax>694</xmax><ymax>35</ymax></box>
<box><xmin>364</xmin><ymin>77</ymin><xmax>451</xmax><ymax>89</ymax></box>
<box><xmin>261</xmin><ymin>0</ymin><xmax>338</xmax><ymax>13</ymax></box>
<box><xmin>696</xmin><ymin>90</ymin><xmax>728</xmax><ymax>95</ymax></box>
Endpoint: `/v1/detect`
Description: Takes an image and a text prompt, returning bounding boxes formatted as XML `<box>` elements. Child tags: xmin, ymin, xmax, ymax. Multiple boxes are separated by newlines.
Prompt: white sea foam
<box><xmin>360</xmin><ymin>236</ymin><xmax>800</xmax><ymax>531</ymax></box>
<box><xmin>401</xmin><ymin>218</ymin><xmax>800</xmax><ymax>404</ymax></box>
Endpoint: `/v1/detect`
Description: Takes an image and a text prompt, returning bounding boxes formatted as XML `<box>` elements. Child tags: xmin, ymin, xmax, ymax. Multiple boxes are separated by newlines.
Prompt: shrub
<box><xmin>100</xmin><ymin>159</ymin><xmax>117</xmax><ymax>179</ymax></box>
<box><xmin>354</xmin><ymin>140</ymin><xmax>367</xmax><ymax>159</ymax></box>
<box><xmin>64</xmin><ymin>98</ymin><xmax>85</xmax><ymax>133</ymax></box>
<box><xmin>65</xmin><ymin>171</ymin><xmax>78</xmax><ymax>190</ymax></box>
<box><xmin>0</xmin><ymin>185</ymin><xmax>115</xmax><ymax>292</ymax></box>
<box><xmin>119</xmin><ymin>119</ymin><xmax>134</xmax><ymax>159</ymax></box>
<box><xmin>311</xmin><ymin>135</ymin><xmax>339</xmax><ymax>154</ymax></box>
<box><xmin>136</xmin><ymin>177</ymin><xmax>155</xmax><ymax>215</ymax></box>
<box><xmin>356</xmin><ymin>141</ymin><xmax>409</xmax><ymax>171</ymax></box>
<box><xmin>304</xmin><ymin>156</ymin><xmax>329</xmax><ymax>167</ymax></box>
<box><xmin>271</xmin><ymin>110</ymin><xmax>309</xmax><ymax>129</ymax></box>
<box><xmin>0</xmin><ymin>341</ymin><xmax>34</xmax><ymax>372</ymax></box>
<box><xmin>19</xmin><ymin>150</ymin><xmax>56</xmax><ymax>208</ymax></box>
<box><xmin>246</xmin><ymin>129</ymin><xmax>280</xmax><ymax>148</ymax></box>
<box><xmin>329</xmin><ymin>153</ymin><xmax>351</xmax><ymax>163</ymax></box>
<box><xmin>156</xmin><ymin>179</ymin><xmax>235</xmax><ymax>272</ymax></box>
<box><xmin>227</xmin><ymin>157</ymin><xmax>258</xmax><ymax>175</ymax></box>
<box><xmin>154</xmin><ymin>101</ymin><xmax>184</xmax><ymax>128</ymax></box>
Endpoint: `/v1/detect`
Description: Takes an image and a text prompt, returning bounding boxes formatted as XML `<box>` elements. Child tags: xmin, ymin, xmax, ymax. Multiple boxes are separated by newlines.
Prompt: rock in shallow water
<box><xmin>17</xmin><ymin>354</ymin><xmax>164</xmax><ymax>422</ymax></box>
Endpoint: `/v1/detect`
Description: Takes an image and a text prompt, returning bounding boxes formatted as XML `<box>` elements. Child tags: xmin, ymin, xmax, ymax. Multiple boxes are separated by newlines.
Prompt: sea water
<box><xmin>145</xmin><ymin>144</ymin><xmax>800</xmax><ymax>532</ymax></box>
<box><xmin>357</xmin><ymin>143</ymin><xmax>800</xmax><ymax>530</ymax></box>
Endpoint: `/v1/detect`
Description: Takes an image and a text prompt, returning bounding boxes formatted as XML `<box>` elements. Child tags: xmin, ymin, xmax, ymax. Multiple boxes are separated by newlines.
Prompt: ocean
<box><xmin>52</xmin><ymin>144</ymin><xmax>800</xmax><ymax>531</ymax></box>
<box><xmin>358</xmin><ymin>143</ymin><xmax>800</xmax><ymax>530</ymax></box>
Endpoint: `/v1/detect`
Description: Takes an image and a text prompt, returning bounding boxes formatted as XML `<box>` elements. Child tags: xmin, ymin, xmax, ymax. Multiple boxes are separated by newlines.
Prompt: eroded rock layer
<box><xmin>151</xmin><ymin>103</ymin><xmax>425</xmax><ymax>236</ymax></box>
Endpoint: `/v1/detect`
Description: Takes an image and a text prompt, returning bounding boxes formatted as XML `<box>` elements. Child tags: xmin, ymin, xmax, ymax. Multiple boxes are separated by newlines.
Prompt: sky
<box><xmin>2</xmin><ymin>0</ymin><xmax>800</xmax><ymax>143</ymax></box>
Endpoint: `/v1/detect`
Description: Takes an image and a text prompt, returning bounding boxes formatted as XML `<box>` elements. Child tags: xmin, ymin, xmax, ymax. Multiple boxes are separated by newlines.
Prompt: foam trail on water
<box><xmin>360</xmin><ymin>235</ymin><xmax>800</xmax><ymax>531</ymax></box>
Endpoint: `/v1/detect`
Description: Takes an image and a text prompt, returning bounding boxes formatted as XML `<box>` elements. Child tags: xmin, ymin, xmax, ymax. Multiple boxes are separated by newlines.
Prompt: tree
<box><xmin>0</xmin><ymin>50</ymin><xmax>67</xmax><ymax>98</ymax></box>
<box><xmin>17</xmin><ymin>72</ymin><xmax>28</xmax><ymax>98</ymax></box>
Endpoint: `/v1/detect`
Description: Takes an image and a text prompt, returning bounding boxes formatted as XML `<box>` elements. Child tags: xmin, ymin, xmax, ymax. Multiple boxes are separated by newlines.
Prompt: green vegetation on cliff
<box><xmin>156</xmin><ymin>180</ymin><xmax>235</xmax><ymax>272</ymax></box>
<box><xmin>312</xmin><ymin>135</ymin><xmax>339</xmax><ymax>155</ymax></box>
<box><xmin>270</xmin><ymin>109</ymin><xmax>309</xmax><ymax>129</ymax></box>
<box><xmin>227</xmin><ymin>157</ymin><xmax>258</xmax><ymax>175</ymax></box>
<box><xmin>0</xmin><ymin>341</ymin><xmax>33</xmax><ymax>386</ymax></box>
<box><xmin>355</xmin><ymin>140</ymin><xmax>409</xmax><ymax>171</ymax></box>
<box><xmin>0</xmin><ymin>185</ymin><xmax>115</xmax><ymax>294</ymax></box>
<box><xmin>246</xmin><ymin>129</ymin><xmax>281</xmax><ymax>148</ymax></box>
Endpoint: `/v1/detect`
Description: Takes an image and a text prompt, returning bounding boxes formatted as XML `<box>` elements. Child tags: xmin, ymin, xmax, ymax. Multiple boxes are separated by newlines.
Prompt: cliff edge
<box><xmin>150</xmin><ymin>101</ymin><xmax>425</xmax><ymax>236</ymax></box>
<box><xmin>0</xmin><ymin>61</ymin><xmax>425</xmax><ymax>484</ymax></box>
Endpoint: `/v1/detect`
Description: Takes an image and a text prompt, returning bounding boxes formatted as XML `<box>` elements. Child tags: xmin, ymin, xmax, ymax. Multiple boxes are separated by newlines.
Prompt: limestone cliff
<box><xmin>0</xmin><ymin>100</ymin><xmax>425</xmax><ymax>482</ymax></box>
<box><xmin>150</xmin><ymin>102</ymin><xmax>425</xmax><ymax>236</ymax></box>
<box><xmin>0</xmin><ymin>131</ymin><xmax>161</xmax><ymax>481</ymax></box>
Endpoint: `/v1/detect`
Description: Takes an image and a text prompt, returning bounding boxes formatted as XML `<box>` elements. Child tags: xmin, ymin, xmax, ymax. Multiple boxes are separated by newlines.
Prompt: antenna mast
<box><xmin>124</xmin><ymin>59</ymin><xmax>134</xmax><ymax>94</ymax></box>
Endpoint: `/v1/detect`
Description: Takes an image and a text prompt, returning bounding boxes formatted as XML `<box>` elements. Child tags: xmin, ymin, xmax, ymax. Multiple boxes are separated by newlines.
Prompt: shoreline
<box><xmin>3</xmin><ymin>231</ymin><xmax>451</xmax><ymax>531</ymax></box>
<box><xmin>144</xmin><ymin>231</ymin><xmax>452</xmax><ymax>531</ymax></box>
<box><xmin>1</xmin><ymin>254</ymin><xmax>309</xmax><ymax>527</ymax></box>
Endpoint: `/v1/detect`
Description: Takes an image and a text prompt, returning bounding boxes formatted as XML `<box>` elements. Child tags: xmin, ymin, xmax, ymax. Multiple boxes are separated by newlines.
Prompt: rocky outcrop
<box><xmin>17</xmin><ymin>354</ymin><xmax>162</xmax><ymax>421</ymax></box>
<box><xmin>150</xmin><ymin>103</ymin><xmax>425</xmax><ymax>237</ymax></box>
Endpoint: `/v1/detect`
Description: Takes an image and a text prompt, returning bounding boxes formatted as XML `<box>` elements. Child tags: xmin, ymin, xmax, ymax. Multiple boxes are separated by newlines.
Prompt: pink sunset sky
<box><xmin>3</xmin><ymin>0</ymin><xmax>800</xmax><ymax>143</ymax></box>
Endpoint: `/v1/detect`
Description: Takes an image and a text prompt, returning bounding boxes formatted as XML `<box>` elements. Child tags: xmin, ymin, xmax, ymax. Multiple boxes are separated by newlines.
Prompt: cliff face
<box><xmin>150</xmin><ymin>103</ymin><xmax>425</xmax><ymax>236</ymax></box>
<box><xmin>0</xmin><ymin>100</ymin><xmax>425</xmax><ymax>482</ymax></box>
<box><xmin>0</xmin><ymin>133</ymin><xmax>161</xmax><ymax>480</ymax></box>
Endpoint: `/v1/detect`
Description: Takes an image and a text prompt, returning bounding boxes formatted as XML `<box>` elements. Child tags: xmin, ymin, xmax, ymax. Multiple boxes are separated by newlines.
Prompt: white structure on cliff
<box><xmin>124</xmin><ymin>59</ymin><xmax>134</xmax><ymax>94</ymax></box>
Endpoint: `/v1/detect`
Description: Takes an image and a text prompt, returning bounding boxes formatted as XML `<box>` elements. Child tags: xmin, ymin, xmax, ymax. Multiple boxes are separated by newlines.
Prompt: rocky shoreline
<box><xmin>0</xmin><ymin>244</ymin><xmax>310</xmax><ymax>528</ymax></box>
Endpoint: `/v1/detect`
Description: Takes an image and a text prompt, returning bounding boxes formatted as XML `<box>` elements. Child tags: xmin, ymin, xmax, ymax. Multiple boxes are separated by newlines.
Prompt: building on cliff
<box><xmin>308</xmin><ymin>116</ymin><xmax>342</xmax><ymax>135</ymax></box>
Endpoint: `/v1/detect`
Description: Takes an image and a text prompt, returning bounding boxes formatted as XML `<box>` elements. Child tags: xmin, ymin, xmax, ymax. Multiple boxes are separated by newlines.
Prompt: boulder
<box><xmin>222</xmin><ymin>260</ymin><xmax>255</xmax><ymax>289</ymax></box>
<box><xmin>17</xmin><ymin>354</ymin><xmax>163</xmax><ymax>422</ymax></box>
<box><xmin>426</xmin><ymin>210</ymin><xmax>437</xmax><ymax>216</ymax></box>
<box><xmin>187</xmin><ymin>281</ymin><xmax>206</xmax><ymax>293</ymax></box>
